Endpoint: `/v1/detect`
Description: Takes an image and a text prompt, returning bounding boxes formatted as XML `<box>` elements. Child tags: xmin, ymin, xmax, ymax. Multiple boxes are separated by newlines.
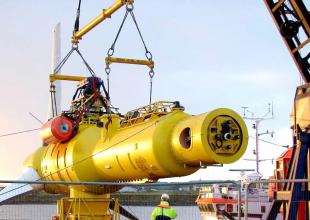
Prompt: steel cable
<box><xmin>0</xmin><ymin>128</ymin><xmax>40</xmax><ymax>138</ymax></box>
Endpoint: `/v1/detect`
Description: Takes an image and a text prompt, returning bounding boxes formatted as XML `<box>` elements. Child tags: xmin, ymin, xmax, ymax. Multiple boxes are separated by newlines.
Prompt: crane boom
<box><xmin>262</xmin><ymin>1</ymin><xmax>310</xmax><ymax>219</ymax></box>
<box><xmin>72</xmin><ymin>0</ymin><xmax>133</xmax><ymax>45</ymax></box>
<box><xmin>263</xmin><ymin>0</ymin><xmax>310</xmax><ymax>83</ymax></box>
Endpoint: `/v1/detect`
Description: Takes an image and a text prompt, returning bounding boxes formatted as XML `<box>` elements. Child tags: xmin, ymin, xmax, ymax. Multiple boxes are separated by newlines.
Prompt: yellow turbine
<box><xmin>24</xmin><ymin>101</ymin><xmax>248</xmax><ymax>194</ymax></box>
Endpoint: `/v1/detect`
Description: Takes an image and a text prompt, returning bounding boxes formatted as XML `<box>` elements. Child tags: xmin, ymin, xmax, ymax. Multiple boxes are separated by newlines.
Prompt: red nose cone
<box><xmin>40</xmin><ymin>116</ymin><xmax>74</xmax><ymax>144</ymax></box>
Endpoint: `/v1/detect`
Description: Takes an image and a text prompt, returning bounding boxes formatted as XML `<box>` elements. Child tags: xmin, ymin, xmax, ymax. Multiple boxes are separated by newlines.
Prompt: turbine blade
<box><xmin>0</xmin><ymin>168</ymin><xmax>42</xmax><ymax>204</ymax></box>
<box><xmin>48</xmin><ymin>23</ymin><xmax>62</xmax><ymax>119</ymax></box>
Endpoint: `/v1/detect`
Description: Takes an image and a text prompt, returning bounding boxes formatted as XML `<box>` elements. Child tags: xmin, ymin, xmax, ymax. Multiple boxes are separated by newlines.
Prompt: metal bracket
<box><xmin>49</xmin><ymin>74</ymin><xmax>86</xmax><ymax>83</ymax></box>
<box><xmin>105</xmin><ymin>57</ymin><xmax>154</xmax><ymax>69</ymax></box>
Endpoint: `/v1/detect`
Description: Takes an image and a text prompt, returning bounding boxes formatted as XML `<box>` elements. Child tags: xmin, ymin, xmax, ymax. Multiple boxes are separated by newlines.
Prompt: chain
<box><xmin>105</xmin><ymin>8</ymin><xmax>130</xmax><ymax>98</ymax></box>
<box><xmin>105</xmin><ymin>65</ymin><xmax>111</xmax><ymax>95</ymax></box>
<box><xmin>145</xmin><ymin>42</ymin><xmax>154</xmax><ymax>105</ymax></box>
<box><xmin>105</xmin><ymin>2</ymin><xmax>156</xmax><ymax>104</ymax></box>
<box><xmin>129</xmin><ymin>7</ymin><xmax>155</xmax><ymax>104</ymax></box>
<box><xmin>149</xmin><ymin>69</ymin><xmax>155</xmax><ymax>104</ymax></box>
<box><xmin>145</xmin><ymin>39</ymin><xmax>154</xmax><ymax>104</ymax></box>
<box><xmin>126</xmin><ymin>2</ymin><xmax>134</xmax><ymax>12</ymax></box>
<box><xmin>49</xmin><ymin>83</ymin><xmax>57</xmax><ymax>117</ymax></box>
<box><xmin>107</xmin><ymin>10</ymin><xmax>129</xmax><ymax>57</ymax></box>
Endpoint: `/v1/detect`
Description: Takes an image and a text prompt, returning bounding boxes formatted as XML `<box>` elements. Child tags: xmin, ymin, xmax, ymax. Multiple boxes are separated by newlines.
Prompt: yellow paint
<box><xmin>291</xmin><ymin>83</ymin><xmax>310</xmax><ymax>129</ymax></box>
<box><xmin>106</xmin><ymin>57</ymin><xmax>154</xmax><ymax>69</ymax></box>
<box><xmin>25</xmin><ymin>102</ymin><xmax>248</xmax><ymax>195</ymax></box>
<box><xmin>49</xmin><ymin>74</ymin><xmax>86</xmax><ymax>82</ymax></box>
<box><xmin>57</xmin><ymin>196</ymin><xmax>119</xmax><ymax>220</ymax></box>
<box><xmin>72</xmin><ymin>0</ymin><xmax>134</xmax><ymax>44</ymax></box>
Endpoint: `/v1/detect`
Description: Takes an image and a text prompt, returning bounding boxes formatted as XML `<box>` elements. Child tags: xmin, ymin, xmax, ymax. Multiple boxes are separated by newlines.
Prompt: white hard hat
<box><xmin>161</xmin><ymin>193</ymin><xmax>170</xmax><ymax>200</ymax></box>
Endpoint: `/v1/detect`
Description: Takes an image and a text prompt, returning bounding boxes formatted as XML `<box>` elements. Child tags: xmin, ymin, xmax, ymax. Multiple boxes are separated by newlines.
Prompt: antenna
<box><xmin>241</xmin><ymin>103</ymin><xmax>275</xmax><ymax>174</ymax></box>
<box><xmin>241</xmin><ymin>107</ymin><xmax>248</xmax><ymax>117</ymax></box>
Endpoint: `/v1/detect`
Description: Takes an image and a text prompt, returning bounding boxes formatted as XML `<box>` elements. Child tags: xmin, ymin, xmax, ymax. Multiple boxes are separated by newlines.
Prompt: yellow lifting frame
<box><xmin>49</xmin><ymin>74</ymin><xmax>86</xmax><ymax>82</ymax></box>
<box><xmin>105</xmin><ymin>57</ymin><xmax>154</xmax><ymax>69</ymax></box>
<box><xmin>72</xmin><ymin>0</ymin><xmax>134</xmax><ymax>45</ymax></box>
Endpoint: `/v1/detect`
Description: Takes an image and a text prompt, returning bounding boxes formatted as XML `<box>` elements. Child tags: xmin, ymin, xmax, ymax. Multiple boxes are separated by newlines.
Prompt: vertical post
<box><xmin>242</xmin><ymin>104</ymin><xmax>274</xmax><ymax>174</ymax></box>
<box><xmin>237</xmin><ymin>182</ymin><xmax>242</xmax><ymax>220</ymax></box>
<box><xmin>255</xmin><ymin>120</ymin><xmax>260</xmax><ymax>174</ymax></box>
<box><xmin>244</xmin><ymin>183</ymin><xmax>250</xmax><ymax>220</ymax></box>
<box><xmin>48</xmin><ymin>23</ymin><xmax>62</xmax><ymax>120</ymax></box>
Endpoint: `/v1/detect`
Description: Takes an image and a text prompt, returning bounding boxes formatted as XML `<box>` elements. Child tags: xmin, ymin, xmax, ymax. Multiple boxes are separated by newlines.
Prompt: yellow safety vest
<box><xmin>151</xmin><ymin>201</ymin><xmax>177</xmax><ymax>220</ymax></box>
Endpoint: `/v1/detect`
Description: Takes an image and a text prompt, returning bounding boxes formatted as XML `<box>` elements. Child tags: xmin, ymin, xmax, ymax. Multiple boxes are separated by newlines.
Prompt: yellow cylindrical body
<box><xmin>25</xmin><ymin>107</ymin><xmax>248</xmax><ymax>194</ymax></box>
<box><xmin>171</xmin><ymin>109</ymin><xmax>247</xmax><ymax>165</ymax></box>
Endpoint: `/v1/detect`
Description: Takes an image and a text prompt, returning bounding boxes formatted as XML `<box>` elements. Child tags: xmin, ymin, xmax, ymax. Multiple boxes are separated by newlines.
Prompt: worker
<box><xmin>151</xmin><ymin>193</ymin><xmax>177</xmax><ymax>220</ymax></box>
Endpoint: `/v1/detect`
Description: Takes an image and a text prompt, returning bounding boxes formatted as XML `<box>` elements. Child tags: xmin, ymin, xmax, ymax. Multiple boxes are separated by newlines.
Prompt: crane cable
<box><xmin>49</xmin><ymin>43</ymin><xmax>101</xmax><ymax>118</ymax></box>
<box><xmin>105</xmin><ymin>3</ymin><xmax>155</xmax><ymax>104</ymax></box>
<box><xmin>49</xmin><ymin>0</ymin><xmax>111</xmax><ymax>117</ymax></box>
<box><xmin>105</xmin><ymin>10</ymin><xmax>129</xmax><ymax>96</ymax></box>
<box><xmin>249</xmin><ymin>136</ymin><xmax>289</xmax><ymax>148</ymax></box>
<box><xmin>0</xmin><ymin>128</ymin><xmax>40</xmax><ymax>138</ymax></box>
<box><xmin>53</xmin><ymin>46</ymin><xmax>96</xmax><ymax>77</ymax></box>
<box><xmin>74</xmin><ymin>0</ymin><xmax>82</xmax><ymax>33</ymax></box>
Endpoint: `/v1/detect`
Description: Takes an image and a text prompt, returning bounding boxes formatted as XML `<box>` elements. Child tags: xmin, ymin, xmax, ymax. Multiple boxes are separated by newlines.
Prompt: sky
<box><xmin>0</xmin><ymin>0</ymin><xmax>301</xmax><ymax>182</ymax></box>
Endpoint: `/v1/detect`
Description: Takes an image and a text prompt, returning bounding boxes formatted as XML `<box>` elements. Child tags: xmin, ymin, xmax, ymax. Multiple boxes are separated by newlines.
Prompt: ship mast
<box><xmin>242</xmin><ymin>104</ymin><xmax>274</xmax><ymax>174</ymax></box>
